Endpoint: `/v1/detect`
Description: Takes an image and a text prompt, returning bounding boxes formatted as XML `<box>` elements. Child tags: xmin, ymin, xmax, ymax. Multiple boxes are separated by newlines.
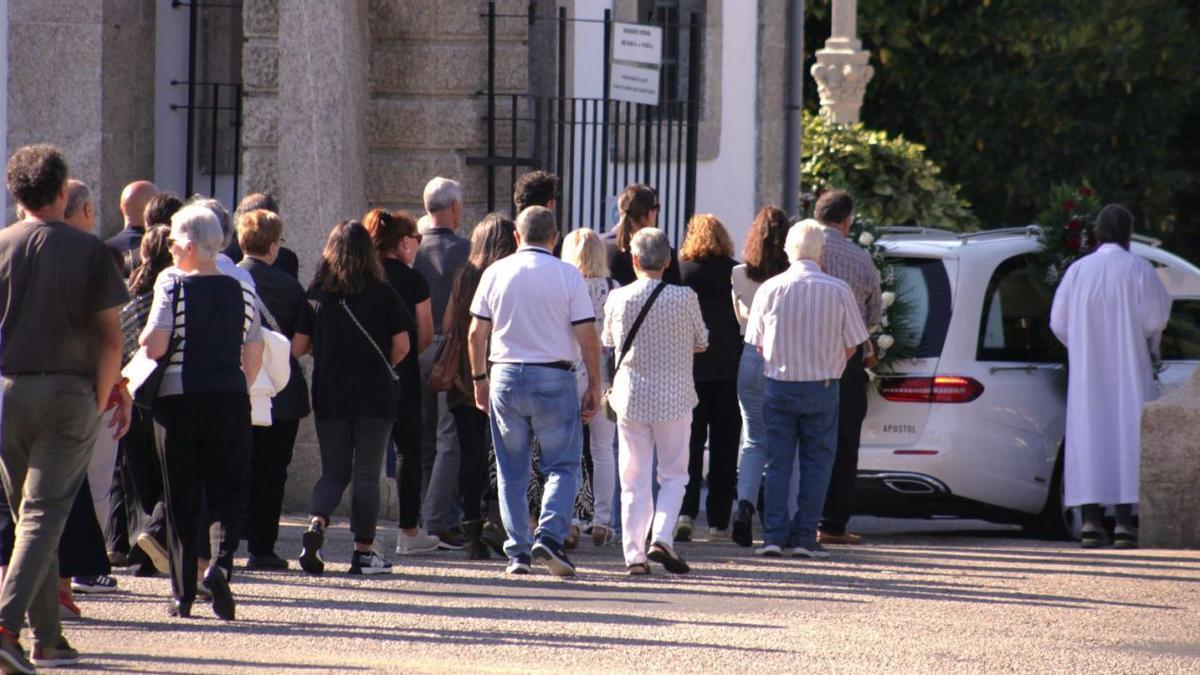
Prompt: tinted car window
<box><xmin>1161</xmin><ymin>299</ymin><xmax>1200</xmax><ymax>361</ymax></box>
<box><xmin>889</xmin><ymin>257</ymin><xmax>952</xmax><ymax>358</ymax></box>
<box><xmin>977</xmin><ymin>254</ymin><xmax>1059</xmax><ymax>362</ymax></box>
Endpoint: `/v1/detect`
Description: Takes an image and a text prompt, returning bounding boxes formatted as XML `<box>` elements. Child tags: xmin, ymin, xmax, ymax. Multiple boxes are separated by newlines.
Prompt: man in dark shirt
<box><xmin>0</xmin><ymin>145</ymin><xmax>130</xmax><ymax>672</ymax></box>
<box><xmin>223</xmin><ymin>193</ymin><xmax>301</xmax><ymax>279</ymax></box>
<box><xmin>105</xmin><ymin>180</ymin><xmax>158</xmax><ymax>277</ymax></box>
<box><xmin>413</xmin><ymin>177</ymin><xmax>469</xmax><ymax>547</ymax></box>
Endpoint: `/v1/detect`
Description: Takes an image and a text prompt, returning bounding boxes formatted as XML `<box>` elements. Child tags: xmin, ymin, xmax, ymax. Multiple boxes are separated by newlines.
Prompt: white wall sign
<box><xmin>612</xmin><ymin>22</ymin><xmax>663</xmax><ymax>67</ymax></box>
<box><xmin>610</xmin><ymin>62</ymin><xmax>660</xmax><ymax>106</ymax></box>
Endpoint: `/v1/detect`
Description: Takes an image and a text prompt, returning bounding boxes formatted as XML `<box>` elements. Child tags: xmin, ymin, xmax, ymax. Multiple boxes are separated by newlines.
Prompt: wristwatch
<box><xmin>472</xmin><ymin>372</ymin><xmax>488</xmax><ymax>381</ymax></box>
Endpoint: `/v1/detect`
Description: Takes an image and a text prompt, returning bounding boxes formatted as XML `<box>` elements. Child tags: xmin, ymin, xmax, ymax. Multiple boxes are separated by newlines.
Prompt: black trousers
<box><xmin>452</xmin><ymin>405</ymin><xmax>489</xmax><ymax>522</ymax></box>
<box><xmin>820</xmin><ymin>347</ymin><xmax>868</xmax><ymax>535</ymax></box>
<box><xmin>154</xmin><ymin>393</ymin><xmax>252</xmax><ymax>604</ymax></box>
<box><xmin>392</xmin><ymin>372</ymin><xmax>423</xmax><ymax>529</ymax></box>
<box><xmin>682</xmin><ymin>379</ymin><xmax>742</xmax><ymax>529</ymax></box>
<box><xmin>58</xmin><ymin>478</ymin><xmax>110</xmax><ymax>579</ymax></box>
<box><xmin>245</xmin><ymin>419</ymin><xmax>300</xmax><ymax>557</ymax></box>
<box><xmin>118</xmin><ymin>407</ymin><xmax>167</xmax><ymax>548</ymax></box>
<box><xmin>105</xmin><ymin>448</ymin><xmax>128</xmax><ymax>555</ymax></box>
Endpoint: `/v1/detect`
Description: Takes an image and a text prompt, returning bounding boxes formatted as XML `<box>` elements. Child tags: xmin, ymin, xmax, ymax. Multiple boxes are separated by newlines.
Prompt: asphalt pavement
<box><xmin>58</xmin><ymin>516</ymin><xmax>1200</xmax><ymax>673</ymax></box>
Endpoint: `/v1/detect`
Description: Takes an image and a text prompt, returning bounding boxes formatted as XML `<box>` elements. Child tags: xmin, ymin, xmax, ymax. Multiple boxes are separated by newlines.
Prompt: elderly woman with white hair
<box><xmin>140</xmin><ymin>204</ymin><xmax>263</xmax><ymax>620</ymax></box>
<box><xmin>744</xmin><ymin>220</ymin><xmax>867</xmax><ymax>560</ymax></box>
<box><xmin>602</xmin><ymin>228</ymin><xmax>707</xmax><ymax>575</ymax></box>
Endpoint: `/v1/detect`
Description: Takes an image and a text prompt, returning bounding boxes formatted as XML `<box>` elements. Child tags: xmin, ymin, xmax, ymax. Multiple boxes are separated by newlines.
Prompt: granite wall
<box><xmin>1140</xmin><ymin>368</ymin><xmax>1200</xmax><ymax>548</ymax></box>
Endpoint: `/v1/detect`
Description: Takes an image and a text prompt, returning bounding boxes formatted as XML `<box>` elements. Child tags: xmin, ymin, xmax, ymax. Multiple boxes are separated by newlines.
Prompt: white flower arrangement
<box><xmin>876</xmin><ymin>334</ymin><xmax>895</xmax><ymax>351</ymax></box>
<box><xmin>881</xmin><ymin>291</ymin><xmax>895</xmax><ymax>308</ymax></box>
<box><xmin>858</xmin><ymin>231</ymin><xmax>875</xmax><ymax>247</ymax></box>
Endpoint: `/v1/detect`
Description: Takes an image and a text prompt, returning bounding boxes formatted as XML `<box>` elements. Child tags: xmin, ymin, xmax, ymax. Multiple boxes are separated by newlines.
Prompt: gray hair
<box><xmin>187</xmin><ymin>195</ymin><xmax>232</xmax><ymax>247</ymax></box>
<box><xmin>63</xmin><ymin>179</ymin><xmax>91</xmax><ymax>220</ymax></box>
<box><xmin>785</xmin><ymin>219</ymin><xmax>825</xmax><ymax>262</ymax></box>
<box><xmin>516</xmin><ymin>206</ymin><xmax>557</xmax><ymax>245</ymax></box>
<box><xmin>171</xmin><ymin>203</ymin><xmax>225</xmax><ymax>260</ymax></box>
<box><xmin>631</xmin><ymin>227</ymin><xmax>670</xmax><ymax>271</ymax></box>
<box><xmin>423</xmin><ymin>177</ymin><xmax>462</xmax><ymax>214</ymax></box>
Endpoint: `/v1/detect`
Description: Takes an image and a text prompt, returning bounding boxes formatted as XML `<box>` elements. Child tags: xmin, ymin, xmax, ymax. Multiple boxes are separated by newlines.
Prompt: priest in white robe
<box><xmin>1050</xmin><ymin>204</ymin><xmax>1172</xmax><ymax>548</ymax></box>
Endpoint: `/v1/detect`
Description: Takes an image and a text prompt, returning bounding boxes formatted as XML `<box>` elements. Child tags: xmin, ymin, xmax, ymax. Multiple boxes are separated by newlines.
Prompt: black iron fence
<box><xmin>469</xmin><ymin>3</ymin><xmax>703</xmax><ymax>245</ymax></box>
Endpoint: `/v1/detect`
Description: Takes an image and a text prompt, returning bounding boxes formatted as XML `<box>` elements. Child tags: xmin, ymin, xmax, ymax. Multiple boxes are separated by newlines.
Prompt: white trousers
<box><xmin>588</xmin><ymin>411</ymin><xmax>617</xmax><ymax>529</ymax></box>
<box><xmin>616</xmin><ymin>414</ymin><xmax>691</xmax><ymax>565</ymax></box>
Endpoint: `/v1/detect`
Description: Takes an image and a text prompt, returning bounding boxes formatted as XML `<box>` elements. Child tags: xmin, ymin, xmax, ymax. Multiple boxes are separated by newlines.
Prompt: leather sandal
<box><xmin>627</xmin><ymin>562</ymin><xmax>650</xmax><ymax>576</ymax></box>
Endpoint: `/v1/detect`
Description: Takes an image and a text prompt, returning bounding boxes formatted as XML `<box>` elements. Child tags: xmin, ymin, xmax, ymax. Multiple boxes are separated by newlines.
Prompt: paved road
<box><xmin>62</xmin><ymin>516</ymin><xmax>1200</xmax><ymax>673</ymax></box>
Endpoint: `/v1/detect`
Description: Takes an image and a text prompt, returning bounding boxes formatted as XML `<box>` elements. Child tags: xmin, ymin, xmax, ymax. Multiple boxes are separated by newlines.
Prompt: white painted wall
<box><xmin>1</xmin><ymin>0</ymin><xmax>8</xmax><ymax>223</ymax></box>
<box><xmin>571</xmin><ymin>1</ymin><xmax>759</xmax><ymax>249</ymax></box>
<box><xmin>693</xmin><ymin>1</ymin><xmax>756</xmax><ymax>250</ymax></box>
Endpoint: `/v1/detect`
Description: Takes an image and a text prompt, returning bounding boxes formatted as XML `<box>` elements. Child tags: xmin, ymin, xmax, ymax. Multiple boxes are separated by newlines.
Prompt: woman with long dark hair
<box><xmin>730</xmin><ymin>206</ymin><xmax>791</xmax><ymax>547</ymax></box>
<box><xmin>605</xmin><ymin>184</ymin><xmax>681</xmax><ymax>285</ymax></box>
<box><xmin>293</xmin><ymin>221</ymin><xmax>414</xmax><ymax>576</ymax></box>
<box><xmin>362</xmin><ymin>208</ymin><xmax>440</xmax><ymax>555</ymax></box>
<box><xmin>441</xmin><ymin>213</ymin><xmax>517</xmax><ymax>558</ymax></box>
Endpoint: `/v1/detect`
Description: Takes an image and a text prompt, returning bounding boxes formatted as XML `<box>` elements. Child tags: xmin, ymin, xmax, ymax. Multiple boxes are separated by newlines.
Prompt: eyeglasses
<box><xmin>407</xmin><ymin>232</ymin><xmax>423</xmax><ymax>243</ymax></box>
<box><xmin>650</xmin><ymin>203</ymin><xmax>661</xmax><ymax>211</ymax></box>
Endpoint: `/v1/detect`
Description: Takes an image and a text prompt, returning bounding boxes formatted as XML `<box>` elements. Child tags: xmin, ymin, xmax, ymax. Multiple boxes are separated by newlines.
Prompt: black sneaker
<box><xmin>505</xmin><ymin>554</ymin><xmax>532</xmax><ymax>575</ymax></box>
<box><xmin>31</xmin><ymin>637</ymin><xmax>80</xmax><ymax>668</ymax></box>
<box><xmin>71</xmin><ymin>574</ymin><xmax>118</xmax><ymax>594</ymax></box>
<box><xmin>531</xmin><ymin>538</ymin><xmax>576</xmax><ymax>577</ymax></box>
<box><xmin>731</xmin><ymin>500</ymin><xmax>755</xmax><ymax>548</ymax></box>
<box><xmin>299</xmin><ymin>519</ymin><xmax>325</xmax><ymax>575</ymax></box>
<box><xmin>349</xmin><ymin>550</ymin><xmax>393</xmax><ymax>575</ymax></box>
<box><xmin>245</xmin><ymin>553</ymin><xmax>290</xmax><ymax>570</ymax></box>
<box><xmin>203</xmin><ymin>566</ymin><xmax>236</xmax><ymax>621</ymax></box>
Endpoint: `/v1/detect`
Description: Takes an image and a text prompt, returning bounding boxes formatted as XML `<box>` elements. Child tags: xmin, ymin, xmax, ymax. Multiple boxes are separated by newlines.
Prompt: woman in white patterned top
<box><xmin>560</xmin><ymin>229</ymin><xmax>620</xmax><ymax>546</ymax></box>
<box><xmin>602</xmin><ymin>228</ymin><xmax>707</xmax><ymax>575</ymax></box>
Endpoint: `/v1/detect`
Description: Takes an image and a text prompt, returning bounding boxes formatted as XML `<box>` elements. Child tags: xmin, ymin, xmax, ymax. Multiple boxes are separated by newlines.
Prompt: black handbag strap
<box><xmin>614</xmin><ymin>281</ymin><xmax>667</xmax><ymax>371</ymax></box>
<box><xmin>339</xmin><ymin>299</ymin><xmax>400</xmax><ymax>382</ymax></box>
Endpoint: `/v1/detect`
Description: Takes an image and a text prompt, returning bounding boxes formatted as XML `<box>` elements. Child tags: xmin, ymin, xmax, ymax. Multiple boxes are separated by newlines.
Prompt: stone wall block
<box><xmin>241</xmin><ymin>147</ymin><xmax>280</xmax><ymax>200</ymax></box>
<box><xmin>369</xmin><ymin>0</ymin><xmax>528</xmax><ymax>39</ymax></box>
<box><xmin>369</xmin><ymin>99</ymin><xmax>487</xmax><ymax>150</ymax></box>
<box><xmin>241</xmin><ymin>96</ymin><xmax>279</xmax><ymax>147</ymax></box>
<box><xmin>10</xmin><ymin>0</ymin><xmax>102</xmax><ymax>24</ymax></box>
<box><xmin>243</xmin><ymin>44</ymin><xmax>281</xmax><ymax>93</ymax></box>
<box><xmin>244</xmin><ymin>0</ymin><xmax>280</xmax><ymax>37</ymax></box>
<box><xmin>370</xmin><ymin>41</ymin><xmax>526</xmax><ymax>96</ymax></box>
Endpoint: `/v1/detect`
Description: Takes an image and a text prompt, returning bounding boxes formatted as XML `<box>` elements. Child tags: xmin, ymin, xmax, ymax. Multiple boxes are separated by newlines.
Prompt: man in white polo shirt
<box><xmin>745</xmin><ymin>220</ymin><xmax>868</xmax><ymax>560</ymax></box>
<box><xmin>467</xmin><ymin>206</ymin><xmax>601</xmax><ymax>577</ymax></box>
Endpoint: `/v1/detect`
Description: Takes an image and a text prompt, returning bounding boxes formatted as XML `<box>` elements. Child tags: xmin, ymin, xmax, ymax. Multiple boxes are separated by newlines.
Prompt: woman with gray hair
<box><xmin>140</xmin><ymin>204</ymin><xmax>264</xmax><ymax>620</ymax></box>
<box><xmin>602</xmin><ymin>228</ymin><xmax>707</xmax><ymax>575</ymax></box>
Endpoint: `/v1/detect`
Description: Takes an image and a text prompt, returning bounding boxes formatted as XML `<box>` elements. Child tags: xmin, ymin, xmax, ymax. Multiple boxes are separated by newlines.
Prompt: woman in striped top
<box><xmin>140</xmin><ymin>204</ymin><xmax>263</xmax><ymax>621</ymax></box>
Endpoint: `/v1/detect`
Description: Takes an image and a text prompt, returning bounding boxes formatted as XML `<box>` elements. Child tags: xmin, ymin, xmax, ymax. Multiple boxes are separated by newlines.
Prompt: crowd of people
<box><xmin>0</xmin><ymin>142</ymin><xmax>1162</xmax><ymax>672</ymax></box>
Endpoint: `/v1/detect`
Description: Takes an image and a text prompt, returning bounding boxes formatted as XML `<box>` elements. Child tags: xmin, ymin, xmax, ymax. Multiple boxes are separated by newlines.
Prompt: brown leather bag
<box><xmin>427</xmin><ymin>328</ymin><xmax>468</xmax><ymax>396</ymax></box>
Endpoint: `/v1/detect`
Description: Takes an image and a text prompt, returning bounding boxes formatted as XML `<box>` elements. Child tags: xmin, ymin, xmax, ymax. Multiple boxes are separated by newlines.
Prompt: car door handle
<box><xmin>988</xmin><ymin>364</ymin><xmax>1063</xmax><ymax>374</ymax></box>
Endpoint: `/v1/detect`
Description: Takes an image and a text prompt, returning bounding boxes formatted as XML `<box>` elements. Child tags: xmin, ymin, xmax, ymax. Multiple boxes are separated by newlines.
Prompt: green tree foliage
<box><xmin>805</xmin><ymin>0</ymin><xmax>1200</xmax><ymax>253</ymax></box>
<box><xmin>802</xmin><ymin>112</ymin><xmax>978</xmax><ymax>231</ymax></box>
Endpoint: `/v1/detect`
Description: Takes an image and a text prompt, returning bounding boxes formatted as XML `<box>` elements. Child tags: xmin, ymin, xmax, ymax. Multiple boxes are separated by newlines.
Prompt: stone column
<box><xmin>7</xmin><ymin>1</ymin><xmax>155</xmax><ymax>235</ymax></box>
<box><xmin>810</xmin><ymin>0</ymin><xmax>873</xmax><ymax>125</ymax></box>
<box><xmin>1140</xmin><ymin>369</ymin><xmax>1200</xmax><ymax>548</ymax></box>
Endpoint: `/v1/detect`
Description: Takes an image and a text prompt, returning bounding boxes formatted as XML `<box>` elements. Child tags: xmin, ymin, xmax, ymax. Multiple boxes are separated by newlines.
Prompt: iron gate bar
<box><xmin>210</xmin><ymin>84</ymin><xmax>219</xmax><ymax>197</ymax></box>
<box><xmin>233</xmin><ymin>84</ymin><xmax>242</xmax><ymax>207</ymax></box>
<box><xmin>486</xmin><ymin>2</ymin><xmax>496</xmax><ymax>212</ymax></box>
<box><xmin>675</xmin><ymin>99</ymin><xmax>684</xmax><ymax>244</ymax></box>
<box><xmin>683</xmin><ymin>12</ymin><xmax>701</xmax><ymax>239</ymax></box>
<box><xmin>555</xmin><ymin>6</ymin><xmax>567</xmax><ymax>229</ymax></box>
<box><xmin>185</xmin><ymin>0</ymin><xmax>198</xmax><ymax>197</ymax></box>
<box><xmin>510</xmin><ymin>93</ymin><xmax>518</xmax><ymax>218</ymax></box>
<box><xmin>598</xmin><ymin>10</ymin><xmax>612</xmax><ymax>231</ymax></box>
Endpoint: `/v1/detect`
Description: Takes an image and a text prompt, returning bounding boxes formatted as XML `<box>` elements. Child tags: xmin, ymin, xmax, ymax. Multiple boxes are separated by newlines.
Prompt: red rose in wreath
<box><xmin>1067</xmin><ymin>218</ymin><xmax>1084</xmax><ymax>232</ymax></box>
<box><xmin>1066</xmin><ymin>233</ymin><xmax>1082</xmax><ymax>252</ymax></box>
<box><xmin>1062</xmin><ymin>200</ymin><xmax>1076</xmax><ymax>212</ymax></box>
<box><xmin>1078</xmin><ymin>186</ymin><xmax>1094</xmax><ymax>198</ymax></box>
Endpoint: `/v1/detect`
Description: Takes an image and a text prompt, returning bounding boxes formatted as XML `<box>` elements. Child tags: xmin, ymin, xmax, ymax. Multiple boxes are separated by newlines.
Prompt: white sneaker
<box><xmin>395</xmin><ymin>529</ymin><xmax>440</xmax><ymax>555</ymax></box>
<box><xmin>349</xmin><ymin>550</ymin><xmax>393</xmax><ymax>575</ymax></box>
<box><xmin>755</xmin><ymin>543</ymin><xmax>783</xmax><ymax>557</ymax></box>
<box><xmin>708</xmin><ymin>527</ymin><xmax>732</xmax><ymax>542</ymax></box>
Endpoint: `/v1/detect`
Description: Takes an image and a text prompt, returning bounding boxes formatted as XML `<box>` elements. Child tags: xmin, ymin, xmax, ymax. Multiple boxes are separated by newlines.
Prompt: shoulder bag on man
<box><xmin>603</xmin><ymin>281</ymin><xmax>668</xmax><ymax>422</ymax></box>
<box><xmin>340</xmin><ymin>298</ymin><xmax>403</xmax><ymax>399</ymax></box>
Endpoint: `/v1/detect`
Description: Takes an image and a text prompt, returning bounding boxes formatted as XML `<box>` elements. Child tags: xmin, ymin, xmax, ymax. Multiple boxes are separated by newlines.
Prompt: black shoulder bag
<box><xmin>133</xmin><ymin>277</ymin><xmax>182</xmax><ymax>411</ymax></box>
<box><xmin>340</xmin><ymin>299</ymin><xmax>403</xmax><ymax>399</ymax></box>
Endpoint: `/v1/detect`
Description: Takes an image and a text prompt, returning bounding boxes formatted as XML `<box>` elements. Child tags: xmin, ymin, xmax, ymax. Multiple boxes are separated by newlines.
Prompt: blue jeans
<box><xmin>761</xmin><ymin>378</ymin><xmax>839</xmax><ymax>547</ymax></box>
<box><xmin>736</xmin><ymin>343</ymin><xmax>768</xmax><ymax>503</ymax></box>
<box><xmin>489</xmin><ymin>364</ymin><xmax>582</xmax><ymax>557</ymax></box>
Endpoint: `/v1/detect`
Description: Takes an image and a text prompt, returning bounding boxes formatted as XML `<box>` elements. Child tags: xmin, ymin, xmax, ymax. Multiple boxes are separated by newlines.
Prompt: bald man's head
<box><xmin>120</xmin><ymin>180</ymin><xmax>158</xmax><ymax>229</ymax></box>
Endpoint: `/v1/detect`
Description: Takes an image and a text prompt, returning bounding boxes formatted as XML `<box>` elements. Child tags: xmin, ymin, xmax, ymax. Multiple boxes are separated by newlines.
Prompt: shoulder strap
<box><xmin>614</xmin><ymin>281</ymin><xmax>668</xmax><ymax>371</ymax></box>
<box><xmin>164</xmin><ymin>277</ymin><xmax>183</xmax><ymax>362</ymax></box>
<box><xmin>339</xmin><ymin>299</ymin><xmax>400</xmax><ymax>382</ymax></box>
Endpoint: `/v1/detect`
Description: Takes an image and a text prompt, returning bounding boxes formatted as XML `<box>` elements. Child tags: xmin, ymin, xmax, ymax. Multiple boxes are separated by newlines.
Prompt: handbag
<box><xmin>427</xmin><ymin>328</ymin><xmax>469</xmax><ymax>398</ymax></box>
<box><xmin>339</xmin><ymin>298</ymin><xmax>403</xmax><ymax>399</ymax></box>
<box><xmin>603</xmin><ymin>281</ymin><xmax>668</xmax><ymax>421</ymax></box>
<box><xmin>130</xmin><ymin>277</ymin><xmax>182</xmax><ymax>411</ymax></box>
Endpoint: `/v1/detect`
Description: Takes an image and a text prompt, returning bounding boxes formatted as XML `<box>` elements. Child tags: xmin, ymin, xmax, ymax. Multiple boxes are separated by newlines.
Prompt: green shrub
<box><xmin>801</xmin><ymin>112</ymin><xmax>979</xmax><ymax>231</ymax></box>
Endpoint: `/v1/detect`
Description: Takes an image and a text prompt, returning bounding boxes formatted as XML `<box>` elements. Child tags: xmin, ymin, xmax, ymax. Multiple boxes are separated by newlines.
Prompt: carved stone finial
<box><xmin>812</xmin><ymin>0</ymin><xmax>874</xmax><ymax>125</ymax></box>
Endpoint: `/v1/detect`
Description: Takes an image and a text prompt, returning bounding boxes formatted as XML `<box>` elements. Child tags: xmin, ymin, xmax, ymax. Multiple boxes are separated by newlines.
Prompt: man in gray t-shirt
<box><xmin>411</xmin><ymin>177</ymin><xmax>470</xmax><ymax>547</ymax></box>
<box><xmin>0</xmin><ymin>145</ymin><xmax>129</xmax><ymax>671</ymax></box>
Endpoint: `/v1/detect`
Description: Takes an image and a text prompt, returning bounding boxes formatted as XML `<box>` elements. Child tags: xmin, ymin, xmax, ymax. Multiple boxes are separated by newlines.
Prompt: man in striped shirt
<box><xmin>814</xmin><ymin>190</ymin><xmax>882</xmax><ymax>546</ymax></box>
<box><xmin>745</xmin><ymin>221</ymin><xmax>868</xmax><ymax>558</ymax></box>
